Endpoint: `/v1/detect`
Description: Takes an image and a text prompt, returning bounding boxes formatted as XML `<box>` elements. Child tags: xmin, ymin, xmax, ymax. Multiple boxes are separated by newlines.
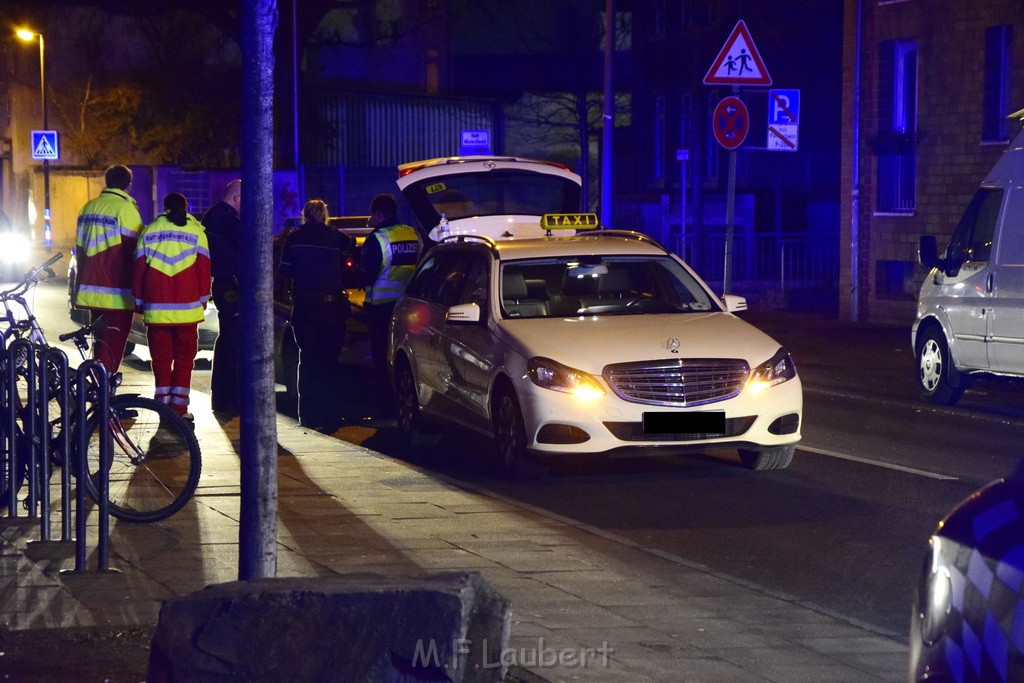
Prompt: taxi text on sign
<box><xmin>703</xmin><ymin>20</ymin><xmax>772</xmax><ymax>86</ymax></box>
<box><xmin>767</xmin><ymin>89</ymin><xmax>800</xmax><ymax>151</ymax></box>
<box><xmin>31</xmin><ymin>130</ymin><xmax>59</xmax><ymax>161</ymax></box>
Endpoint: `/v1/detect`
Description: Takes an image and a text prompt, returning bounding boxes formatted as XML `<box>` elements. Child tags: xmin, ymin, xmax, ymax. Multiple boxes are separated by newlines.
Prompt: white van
<box><xmin>914</xmin><ymin>122</ymin><xmax>1024</xmax><ymax>404</ymax></box>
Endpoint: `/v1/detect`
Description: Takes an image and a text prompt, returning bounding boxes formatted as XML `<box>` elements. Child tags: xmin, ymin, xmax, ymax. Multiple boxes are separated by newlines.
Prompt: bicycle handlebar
<box><xmin>0</xmin><ymin>252</ymin><xmax>64</xmax><ymax>300</ymax></box>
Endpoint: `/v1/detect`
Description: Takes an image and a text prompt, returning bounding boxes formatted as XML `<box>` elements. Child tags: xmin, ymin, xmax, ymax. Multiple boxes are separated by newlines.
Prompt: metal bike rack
<box><xmin>74</xmin><ymin>360</ymin><xmax>111</xmax><ymax>573</ymax></box>
<box><xmin>1</xmin><ymin>343</ymin><xmax>112</xmax><ymax>572</ymax></box>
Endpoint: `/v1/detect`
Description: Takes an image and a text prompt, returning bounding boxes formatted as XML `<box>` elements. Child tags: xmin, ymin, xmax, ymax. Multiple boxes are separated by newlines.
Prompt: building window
<box><xmin>876</xmin><ymin>40</ymin><xmax>917</xmax><ymax>213</ymax></box>
<box><xmin>653</xmin><ymin>95</ymin><xmax>665</xmax><ymax>182</ymax></box>
<box><xmin>983</xmin><ymin>25</ymin><xmax>1012</xmax><ymax>143</ymax></box>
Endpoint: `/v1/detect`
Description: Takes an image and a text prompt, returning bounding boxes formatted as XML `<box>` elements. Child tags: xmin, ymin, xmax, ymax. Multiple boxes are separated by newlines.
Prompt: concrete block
<box><xmin>148</xmin><ymin>571</ymin><xmax>511</xmax><ymax>683</ymax></box>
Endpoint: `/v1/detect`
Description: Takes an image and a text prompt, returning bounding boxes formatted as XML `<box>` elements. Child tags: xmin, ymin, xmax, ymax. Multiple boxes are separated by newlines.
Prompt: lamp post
<box><xmin>16</xmin><ymin>28</ymin><xmax>51</xmax><ymax>252</ymax></box>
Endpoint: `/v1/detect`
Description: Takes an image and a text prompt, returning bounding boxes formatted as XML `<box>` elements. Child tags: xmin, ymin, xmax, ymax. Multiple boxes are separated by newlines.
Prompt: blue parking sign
<box><xmin>768</xmin><ymin>90</ymin><xmax>799</xmax><ymax>126</ymax></box>
<box><xmin>31</xmin><ymin>130</ymin><xmax>59</xmax><ymax>161</ymax></box>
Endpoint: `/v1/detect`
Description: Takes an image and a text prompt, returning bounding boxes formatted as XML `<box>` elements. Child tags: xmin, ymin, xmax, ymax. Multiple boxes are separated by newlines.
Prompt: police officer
<box><xmin>278</xmin><ymin>199</ymin><xmax>356</xmax><ymax>431</ymax></box>
<box><xmin>360</xmin><ymin>193</ymin><xmax>423</xmax><ymax>415</ymax></box>
<box><xmin>202</xmin><ymin>180</ymin><xmax>242</xmax><ymax>413</ymax></box>
<box><xmin>132</xmin><ymin>193</ymin><xmax>211</xmax><ymax>419</ymax></box>
<box><xmin>75</xmin><ymin>164</ymin><xmax>144</xmax><ymax>374</ymax></box>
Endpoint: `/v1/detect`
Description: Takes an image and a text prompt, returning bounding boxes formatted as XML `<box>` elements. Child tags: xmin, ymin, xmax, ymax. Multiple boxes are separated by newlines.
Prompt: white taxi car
<box><xmin>388</xmin><ymin>216</ymin><xmax>802</xmax><ymax>479</ymax></box>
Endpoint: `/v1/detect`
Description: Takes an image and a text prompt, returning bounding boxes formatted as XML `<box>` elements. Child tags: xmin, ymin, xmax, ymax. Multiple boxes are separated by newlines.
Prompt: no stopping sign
<box><xmin>713</xmin><ymin>96</ymin><xmax>749</xmax><ymax>150</ymax></box>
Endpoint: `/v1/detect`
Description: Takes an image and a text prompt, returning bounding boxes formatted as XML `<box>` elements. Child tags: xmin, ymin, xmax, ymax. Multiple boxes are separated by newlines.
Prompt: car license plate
<box><xmin>642</xmin><ymin>411</ymin><xmax>726</xmax><ymax>434</ymax></box>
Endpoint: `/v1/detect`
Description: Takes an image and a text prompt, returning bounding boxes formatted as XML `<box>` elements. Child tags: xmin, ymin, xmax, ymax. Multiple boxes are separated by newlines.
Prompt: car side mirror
<box><xmin>446</xmin><ymin>302</ymin><xmax>481</xmax><ymax>324</ymax></box>
<box><xmin>722</xmin><ymin>294</ymin><xmax>747</xmax><ymax>313</ymax></box>
<box><xmin>918</xmin><ymin>235</ymin><xmax>943</xmax><ymax>272</ymax></box>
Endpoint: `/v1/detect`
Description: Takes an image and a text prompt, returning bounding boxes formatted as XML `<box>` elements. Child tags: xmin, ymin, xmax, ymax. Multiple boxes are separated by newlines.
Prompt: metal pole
<box><xmin>40</xmin><ymin>35</ymin><xmax>51</xmax><ymax>253</ymax></box>
<box><xmin>723</xmin><ymin>149</ymin><xmax>736</xmax><ymax>296</ymax></box>
<box><xmin>600</xmin><ymin>0</ymin><xmax>614</xmax><ymax>227</ymax></box>
<box><xmin>850</xmin><ymin>0</ymin><xmax>864</xmax><ymax>321</ymax></box>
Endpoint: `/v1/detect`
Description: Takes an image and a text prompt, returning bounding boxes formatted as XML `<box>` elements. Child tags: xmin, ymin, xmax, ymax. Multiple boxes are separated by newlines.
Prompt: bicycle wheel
<box><xmin>82</xmin><ymin>395</ymin><xmax>201</xmax><ymax>523</ymax></box>
<box><xmin>0</xmin><ymin>417</ymin><xmax>29</xmax><ymax>510</ymax></box>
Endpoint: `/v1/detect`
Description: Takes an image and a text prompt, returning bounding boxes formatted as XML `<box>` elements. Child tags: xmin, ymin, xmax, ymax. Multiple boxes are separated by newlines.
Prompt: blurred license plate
<box><xmin>642</xmin><ymin>411</ymin><xmax>725</xmax><ymax>434</ymax></box>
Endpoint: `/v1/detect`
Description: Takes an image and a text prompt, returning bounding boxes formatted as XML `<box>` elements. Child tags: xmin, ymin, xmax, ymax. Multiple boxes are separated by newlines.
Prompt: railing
<box><xmin>674</xmin><ymin>231</ymin><xmax>840</xmax><ymax>295</ymax></box>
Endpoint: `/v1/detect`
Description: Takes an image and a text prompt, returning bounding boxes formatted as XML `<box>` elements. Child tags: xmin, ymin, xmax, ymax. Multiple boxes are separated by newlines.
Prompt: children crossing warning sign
<box><xmin>703</xmin><ymin>20</ymin><xmax>772</xmax><ymax>86</ymax></box>
<box><xmin>31</xmin><ymin>130</ymin><xmax>59</xmax><ymax>161</ymax></box>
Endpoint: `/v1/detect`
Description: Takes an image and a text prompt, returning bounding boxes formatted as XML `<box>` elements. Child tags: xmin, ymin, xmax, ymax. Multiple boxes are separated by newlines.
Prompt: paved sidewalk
<box><xmin>2</xmin><ymin>385</ymin><xmax>908</xmax><ymax>683</ymax></box>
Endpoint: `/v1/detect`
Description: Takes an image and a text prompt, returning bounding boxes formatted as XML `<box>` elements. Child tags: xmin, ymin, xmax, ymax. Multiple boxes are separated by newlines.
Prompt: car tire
<box><xmin>916</xmin><ymin>327</ymin><xmax>964</xmax><ymax>406</ymax></box>
<box><xmin>492</xmin><ymin>387</ymin><xmax>547</xmax><ymax>481</ymax></box>
<box><xmin>395</xmin><ymin>356</ymin><xmax>426</xmax><ymax>438</ymax></box>
<box><xmin>737</xmin><ymin>445</ymin><xmax>794</xmax><ymax>471</ymax></box>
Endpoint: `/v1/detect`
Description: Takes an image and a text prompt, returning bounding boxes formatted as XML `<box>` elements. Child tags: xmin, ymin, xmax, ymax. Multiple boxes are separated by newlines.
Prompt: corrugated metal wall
<box><xmin>308</xmin><ymin>91</ymin><xmax>497</xmax><ymax>167</ymax></box>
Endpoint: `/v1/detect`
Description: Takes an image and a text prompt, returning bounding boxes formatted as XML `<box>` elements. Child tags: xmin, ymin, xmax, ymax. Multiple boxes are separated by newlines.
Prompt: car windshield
<box><xmin>500</xmin><ymin>255</ymin><xmax>717</xmax><ymax>319</ymax></box>
<box><xmin>404</xmin><ymin>169</ymin><xmax>581</xmax><ymax>223</ymax></box>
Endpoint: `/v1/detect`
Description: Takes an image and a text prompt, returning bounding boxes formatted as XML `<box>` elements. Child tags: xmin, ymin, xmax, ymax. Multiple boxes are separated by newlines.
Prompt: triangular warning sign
<box><xmin>703</xmin><ymin>20</ymin><xmax>772</xmax><ymax>86</ymax></box>
<box><xmin>34</xmin><ymin>136</ymin><xmax>55</xmax><ymax>158</ymax></box>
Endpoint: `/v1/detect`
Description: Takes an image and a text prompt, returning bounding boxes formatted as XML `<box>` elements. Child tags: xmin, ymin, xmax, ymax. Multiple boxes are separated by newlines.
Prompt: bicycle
<box><xmin>1</xmin><ymin>254</ymin><xmax>202</xmax><ymax>523</ymax></box>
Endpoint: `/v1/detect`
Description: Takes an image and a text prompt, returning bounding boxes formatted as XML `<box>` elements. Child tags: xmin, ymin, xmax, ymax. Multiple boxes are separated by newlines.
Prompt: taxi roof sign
<box><xmin>703</xmin><ymin>20</ymin><xmax>772</xmax><ymax>86</ymax></box>
<box><xmin>540</xmin><ymin>213</ymin><xmax>600</xmax><ymax>230</ymax></box>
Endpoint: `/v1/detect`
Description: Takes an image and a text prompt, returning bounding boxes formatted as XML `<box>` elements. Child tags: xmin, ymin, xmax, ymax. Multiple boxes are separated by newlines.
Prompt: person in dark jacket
<box><xmin>202</xmin><ymin>180</ymin><xmax>241</xmax><ymax>413</ymax></box>
<box><xmin>278</xmin><ymin>199</ymin><xmax>356</xmax><ymax>431</ymax></box>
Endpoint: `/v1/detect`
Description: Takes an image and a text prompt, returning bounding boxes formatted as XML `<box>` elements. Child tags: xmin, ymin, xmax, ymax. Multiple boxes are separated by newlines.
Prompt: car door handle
<box><xmin>987</xmin><ymin>272</ymin><xmax>994</xmax><ymax>293</ymax></box>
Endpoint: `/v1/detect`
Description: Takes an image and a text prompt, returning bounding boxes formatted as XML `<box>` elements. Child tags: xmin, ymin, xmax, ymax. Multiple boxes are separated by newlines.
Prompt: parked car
<box><xmin>67</xmin><ymin>251</ymin><xmax>219</xmax><ymax>355</ymax></box>
<box><xmin>396</xmin><ymin>155</ymin><xmax>584</xmax><ymax>242</ymax></box>
<box><xmin>388</xmin><ymin>218</ymin><xmax>802</xmax><ymax>479</ymax></box>
<box><xmin>914</xmin><ymin>122</ymin><xmax>1024</xmax><ymax>405</ymax></box>
<box><xmin>909</xmin><ymin>461</ymin><xmax>1024</xmax><ymax>681</ymax></box>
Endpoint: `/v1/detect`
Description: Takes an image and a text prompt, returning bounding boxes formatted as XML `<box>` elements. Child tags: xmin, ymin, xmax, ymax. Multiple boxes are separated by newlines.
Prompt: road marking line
<box><xmin>800</xmin><ymin>445</ymin><xmax>959</xmax><ymax>480</ymax></box>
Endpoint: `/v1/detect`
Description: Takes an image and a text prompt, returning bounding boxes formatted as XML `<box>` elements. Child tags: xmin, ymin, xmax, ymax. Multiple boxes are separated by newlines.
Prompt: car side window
<box><xmin>949</xmin><ymin>188</ymin><xmax>1002</xmax><ymax>265</ymax></box>
<box><xmin>455</xmin><ymin>255</ymin><xmax>490</xmax><ymax>309</ymax></box>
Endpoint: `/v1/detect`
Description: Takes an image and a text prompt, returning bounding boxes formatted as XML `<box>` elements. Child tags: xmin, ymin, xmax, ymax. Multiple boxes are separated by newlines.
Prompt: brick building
<box><xmin>841</xmin><ymin>0</ymin><xmax>1024</xmax><ymax>324</ymax></box>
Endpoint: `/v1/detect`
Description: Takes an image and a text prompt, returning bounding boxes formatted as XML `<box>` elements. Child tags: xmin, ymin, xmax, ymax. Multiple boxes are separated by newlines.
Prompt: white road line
<box><xmin>799</xmin><ymin>445</ymin><xmax>959</xmax><ymax>481</ymax></box>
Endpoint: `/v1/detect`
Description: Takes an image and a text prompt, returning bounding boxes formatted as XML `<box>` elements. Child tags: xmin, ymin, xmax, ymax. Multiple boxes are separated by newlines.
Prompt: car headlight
<box><xmin>746</xmin><ymin>347</ymin><xmax>797</xmax><ymax>392</ymax></box>
<box><xmin>0</xmin><ymin>232</ymin><xmax>30</xmax><ymax>266</ymax></box>
<box><xmin>527</xmin><ymin>357</ymin><xmax>605</xmax><ymax>402</ymax></box>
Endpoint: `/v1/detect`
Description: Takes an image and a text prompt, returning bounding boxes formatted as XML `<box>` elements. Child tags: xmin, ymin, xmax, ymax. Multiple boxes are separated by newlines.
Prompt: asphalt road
<box><xmin>22</xmin><ymin>276</ymin><xmax>1024</xmax><ymax>639</ymax></box>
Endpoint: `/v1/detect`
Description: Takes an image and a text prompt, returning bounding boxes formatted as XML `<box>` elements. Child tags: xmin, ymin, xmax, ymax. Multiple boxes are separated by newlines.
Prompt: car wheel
<box><xmin>395</xmin><ymin>356</ymin><xmax>425</xmax><ymax>438</ymax></box>
<box><xmin>916</xmin><ymin>327</ymin><xmax>964</xmax><ymax>405</ymax></box>
<box><xmin>737</xmin><ymin>445</ymin><xmax>794</xmax><ymax>471</ymax></box>
<box><xmin>492</xmin><ymin>388</ymin><xmax>547</xmax><ymax>481</ymax></box>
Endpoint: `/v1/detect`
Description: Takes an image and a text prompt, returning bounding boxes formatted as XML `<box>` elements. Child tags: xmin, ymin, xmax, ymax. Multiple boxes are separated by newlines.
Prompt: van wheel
<box><xmin>492</xmin><ymin>388</ymin><xmax>547</xmax><ymax>481</ymax></box>
<box><xmin>916</xmin><ymin>328</ymin><xmax>964</xmax><ymax>405</ymax></box>
<box><xmin>738</xmin><ymin>445</ymin><xmax>794</xmax><ymax>471</ymax></box>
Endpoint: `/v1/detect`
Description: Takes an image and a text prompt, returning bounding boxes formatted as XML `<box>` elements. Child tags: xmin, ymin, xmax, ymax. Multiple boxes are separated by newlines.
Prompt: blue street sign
<box><xmin>768</xmin><ymin>89</ymin><xmax>799</xmax><ymax>126</ymax></box>
<box><xmin>31</xmin><ymin>130</ymin><xmax>59</xmax><ymax>161</ymax></box>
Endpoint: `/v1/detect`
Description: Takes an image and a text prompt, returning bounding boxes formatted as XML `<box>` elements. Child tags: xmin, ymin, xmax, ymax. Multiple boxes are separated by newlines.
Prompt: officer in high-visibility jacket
<box><xmin>132</xmin><ymin>193</ymin><xmax>211</xmax><ymax>420</ymax></box>
<box><xmin>360</xmin><ymin>193</ymin><xmax>423</xmax><ymax>414</ymax></box>
<box><xmin>75</xmin><ymin>164</ymin><xmax>144</xmax><ymax>374</ymax></box>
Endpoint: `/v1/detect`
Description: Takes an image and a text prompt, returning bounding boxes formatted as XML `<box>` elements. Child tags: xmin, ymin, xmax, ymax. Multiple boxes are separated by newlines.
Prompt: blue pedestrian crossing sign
<box><xmin>31</xmin><ymin>130</ymin><xmax>59</xmax><ymax>161</ymax></box>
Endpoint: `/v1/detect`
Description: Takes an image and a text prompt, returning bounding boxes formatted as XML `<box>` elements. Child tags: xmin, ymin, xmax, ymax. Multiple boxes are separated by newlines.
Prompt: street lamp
<box><xmin>16</xmin><ymin>28</ymin><xmax>51</xmax><ymax>252</ymax></box>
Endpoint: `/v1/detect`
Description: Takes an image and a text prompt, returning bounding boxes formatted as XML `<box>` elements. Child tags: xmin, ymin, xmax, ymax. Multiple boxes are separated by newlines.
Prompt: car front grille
<box><xmin>603</xmin><ymin>358</ymin><xmax>750</xmax><ymax>407</ymax></box>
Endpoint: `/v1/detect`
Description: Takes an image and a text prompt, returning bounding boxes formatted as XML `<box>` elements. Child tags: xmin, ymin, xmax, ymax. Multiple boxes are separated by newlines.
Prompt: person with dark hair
<box><xmin>360</xmin><ymin>193</ymin><xmax>423</xmax><ymax>415</ymax></box>
<box><xmin>75</xmin><ymin>164</ymin><xmax>144</xmax><ymax>374</ymax></box>
<box><xmin>132</xmin><ymin>193</ymin><xmax>211</xmax><ymax>420</ymax></box>
<box><xmin>202</xmin><ymin>179</ymin><xmax>242</xmax><ymax>413</ymax></box>
<box><xmin>278</xmin><ymin>199</ymin><xmax>356</xmax><ymax>431</ymax></box>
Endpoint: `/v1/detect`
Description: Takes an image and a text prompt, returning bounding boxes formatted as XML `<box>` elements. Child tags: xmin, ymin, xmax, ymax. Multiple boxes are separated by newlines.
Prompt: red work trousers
<box><xmin>91</xmin><ymin>309</ymin><xmax>135</xmax><ymax>374</ymax></box>
<box><xmin>146</xmin><ymin>324</ymin><xmax>199</xmax><ymax>415</ymax></box>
